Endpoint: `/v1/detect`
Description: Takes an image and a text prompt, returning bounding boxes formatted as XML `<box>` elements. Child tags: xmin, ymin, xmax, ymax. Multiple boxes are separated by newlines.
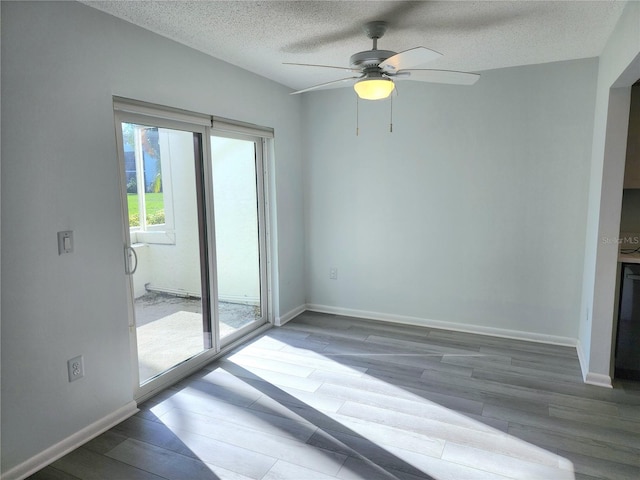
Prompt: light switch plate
<box><xmin>58</xmin><ymin>231</ymin><xmax>73</xmax><ymax>255</ymax></box>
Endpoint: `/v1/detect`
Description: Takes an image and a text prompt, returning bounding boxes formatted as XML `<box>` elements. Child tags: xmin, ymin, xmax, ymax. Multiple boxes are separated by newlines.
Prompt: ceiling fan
<box><xmin>286</xmin><ymin>21</ymin><xmax>480</xmax><ymax>100</ymax></box>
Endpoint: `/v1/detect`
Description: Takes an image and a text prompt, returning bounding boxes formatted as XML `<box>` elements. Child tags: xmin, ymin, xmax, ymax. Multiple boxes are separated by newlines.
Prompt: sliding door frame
<box><xmin>211</xmin><ymin>130</ymin><xmax>270</xmax><ymax>348</ymax></box>
<box><xmin>113</xmin><ymin>98</ymin><xmax>275</xmax><ymax>402</ymax></box>
<box><xmin>114</xmin><ymin>110</ymin><xmax>217</xmax><ymax>400</ymax></box>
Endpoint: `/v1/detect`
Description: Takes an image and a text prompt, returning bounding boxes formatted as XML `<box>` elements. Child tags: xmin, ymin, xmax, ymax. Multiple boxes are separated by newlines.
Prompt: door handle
<box><xmin>625</xmin><ymin>274</ymin><xmax>640</xmax><ymax>280</ymax></box>
<box><xmin>124</xmin><ymin>246</ymin><xmax>138</xmax><ymax>275</ymax></box>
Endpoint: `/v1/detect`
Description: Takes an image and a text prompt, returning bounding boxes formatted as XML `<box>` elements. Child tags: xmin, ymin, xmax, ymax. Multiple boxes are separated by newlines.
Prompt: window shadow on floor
<box><xmin>274</xmin><ymin>312</ymin><xmax>640</xmax><ymax>479</ymax></box>
<box><xmin>212</xmin><ymin>363</ymin><xmax>437</xmax><ymax>479</ymax></box>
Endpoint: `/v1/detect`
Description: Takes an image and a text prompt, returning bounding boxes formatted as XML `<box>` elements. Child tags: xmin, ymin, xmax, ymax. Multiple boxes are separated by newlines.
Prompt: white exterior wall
<box><xmin>145</xmin><ymin>129</ymin><xmax>202</xmax><ymax>297</ymax></box>
<box><xmin>131</xmin><ymin>133</ymin><xmax>263</xmax><ymax>303</ymax></box>
<box><xmin>212</xmin><ymin>136</ymin><xmax>261</xmax><ymax>305</ymax></box>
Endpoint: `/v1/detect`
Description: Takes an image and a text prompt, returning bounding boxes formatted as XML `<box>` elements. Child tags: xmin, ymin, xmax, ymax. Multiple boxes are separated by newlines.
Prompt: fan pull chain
<box><xmin>356</xmin><ymin>95</ymin><xmax>360</xmax><ymax>136</ymax></box>
<box><xmin>389</xmin><ymin>93</ymin><xmax>393</xmax><ymax>133</ymax></box>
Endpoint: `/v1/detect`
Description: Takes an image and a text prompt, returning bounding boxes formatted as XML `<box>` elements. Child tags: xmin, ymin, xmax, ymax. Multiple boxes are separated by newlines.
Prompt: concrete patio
<box><xmin>134</xmin><ymin>292</ymin><xmax>261</xmax><ymax>382</ymax></box>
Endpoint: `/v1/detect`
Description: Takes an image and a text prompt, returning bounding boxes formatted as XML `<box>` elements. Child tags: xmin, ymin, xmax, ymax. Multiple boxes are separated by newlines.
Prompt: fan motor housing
<box><xmin>349</xmin><ymin>49</ymin><xmax>396</xmax><ymax>69</ymax></box>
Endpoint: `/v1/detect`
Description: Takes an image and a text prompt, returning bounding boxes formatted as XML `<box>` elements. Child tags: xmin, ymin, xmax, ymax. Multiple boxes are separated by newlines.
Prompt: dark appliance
<box><xmin>615</xmin><ymin>263</ymin><xmax>640</xmax><ymax>380</ymax></box>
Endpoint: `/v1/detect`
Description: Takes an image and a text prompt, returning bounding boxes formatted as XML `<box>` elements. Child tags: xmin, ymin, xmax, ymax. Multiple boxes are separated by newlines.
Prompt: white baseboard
<box><xmin>1</xmin><ymin>401</ymin><xmax>139</xmax><ymax>480</ymax></box>
<box><xmin>275</xmin><ymin>304</ymin><xmax>306</xmax><ymax>326</ymax></box>
<box><xmin>143</xmin><ymin>286</ymin><xmax>260</xmax><ymax>306</ymax></box>
<box><xmin>145</xmin><ymin>284</ymin><xmax>200</xmax><ymax>298</ymax></box>
<box><xmin>576</xmin><ymin>340</ymin><xmax>613</xmax><ymax>388</ymax></box>
<box><xmin>218</xmin><ymin>294</ymin><xmax>260</xmax><ymax>306</ymax></box>
<box><xmin>585</xmin><ymin>372</ymin><xmax>613</xmax><ymax>388</ymax></box>
<box><xmin>305</xmin><ymin>304</ymin><xmax>578</xmax><ymax>347</ymax></box>
<box><xmin>306</xmin><ymin>304</ymin><xmax>620</xmax><ymax>388</ymax></box>
<box><xmin>576</xmin><ymin>339</ymin><xmax>589</xmax><ymax>381</ymax></box>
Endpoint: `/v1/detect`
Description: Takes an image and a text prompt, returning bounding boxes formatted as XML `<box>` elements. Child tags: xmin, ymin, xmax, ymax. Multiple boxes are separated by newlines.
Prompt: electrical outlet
<box><xmin>67</xmin><ymin>355</ymin><xmax>84</xmax><ymax>382</ymax></box>
<box><xmin>329</xmin><ymin>267</ymin><xmax>338</xmax><ymax>280</ymax></box>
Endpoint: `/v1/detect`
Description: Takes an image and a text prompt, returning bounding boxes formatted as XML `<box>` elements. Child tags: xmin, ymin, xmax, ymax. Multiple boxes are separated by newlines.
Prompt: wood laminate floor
<box><xmin>29</xmin><ymin>312</ymin><xmax>640</xmax><ymax>480</ymax></box>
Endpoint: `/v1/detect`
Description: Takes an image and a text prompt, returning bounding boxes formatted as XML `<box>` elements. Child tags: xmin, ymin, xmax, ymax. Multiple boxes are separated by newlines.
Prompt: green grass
<box><xmin>128</xmin><ymin>193</ymin><xmax>165</xmax><ymax>226</ymax></box>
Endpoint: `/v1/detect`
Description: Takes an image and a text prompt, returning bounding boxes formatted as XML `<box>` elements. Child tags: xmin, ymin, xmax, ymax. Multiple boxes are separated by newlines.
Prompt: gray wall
<box><xmin>302</xmin><ymin>58</ymin><xmax>598</xmax><ymax>339</ymax></box>
<box><xmin>2</xmin><ymin>0</ymin><xmax>632</xmax><ymax>474</ymax></box>
<box><xmin>1</xmin><ymin>1</ymin><xmax>305</xmax><ymax>472</ymax></box>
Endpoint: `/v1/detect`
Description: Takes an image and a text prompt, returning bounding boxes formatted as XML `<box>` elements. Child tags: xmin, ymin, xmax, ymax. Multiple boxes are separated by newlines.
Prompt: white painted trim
<box><xmin>306</xmin><ymin>304</ymin><xmax>617</xmax><ymax>388</ymax></box>
<box><xmin>576</xmin><ymin>339</ymin><xmax>589</xmax><ymax>381</ymax></box>
<box><xmin>275</xmin><ymin>304</ymin><xmax>306</xmax><ymax>326</ymax></box>
<box><xmin>305</xmin><ymin>304</ymin><xmax>578</xmax><ymax>347</ymax></box>
<box><xmin>146</xmin><ymin>285</ymin><xmax>263</xmax><ymax>306</ymax></box>
<box><xmin>585</xmin><ymin>372</ymin><xmax>613</xmax><ymax>388</ymax></box>
<box><xmin>1</xmin><ymin>401</ymin><xmax>138</xmax><ymax>480</ymax></box>
<box><xmin>144</xmin><ymin>284</ymin><xmax>201</xmax><ymax>299</ymax></box>
<box><xmin>218</xmin><ymin>294</ymin><xmax>260</xmax><ymax>306</ymax></box>
<box><xmin>575</xmin><ymin>340</ymin><xmax>614</xmax><ymax>388</ymax></box>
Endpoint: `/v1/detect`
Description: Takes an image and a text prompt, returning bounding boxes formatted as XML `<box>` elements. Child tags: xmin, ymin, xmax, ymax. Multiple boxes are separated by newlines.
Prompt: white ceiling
<box><xmin>82</xmin><ymin>1</ymin><xmax>626</xmax><ymax>92</ymax></box>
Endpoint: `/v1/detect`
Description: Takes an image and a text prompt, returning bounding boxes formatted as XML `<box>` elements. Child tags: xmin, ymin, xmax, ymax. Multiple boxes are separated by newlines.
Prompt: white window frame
<box><xmin>123</xmin><ymin>123</ymin><xmax>177</xmax><ymax>245</ymax></box>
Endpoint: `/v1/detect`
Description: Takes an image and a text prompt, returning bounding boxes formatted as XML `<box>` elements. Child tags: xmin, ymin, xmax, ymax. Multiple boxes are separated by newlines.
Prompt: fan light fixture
<box><xmin>354</xmin><ymin>77</ymin><xmax>395</xmax><ymax>100</ymax></box>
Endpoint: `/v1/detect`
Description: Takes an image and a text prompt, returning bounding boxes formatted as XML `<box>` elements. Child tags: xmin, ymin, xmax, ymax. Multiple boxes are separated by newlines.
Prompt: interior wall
<box><xmin>1</xmin><ymin>0</ymin><xmax>304</xmax><ymax>474</ymax></box>
<box><xmin>580</xmin><ymin>0</ymin><xmax>640</xmax><ymax>385</ymax></box>
<box><xmin>303</xmin><ymin>58</ymin><xmax>598</xmax><ymax>340</ymax></box>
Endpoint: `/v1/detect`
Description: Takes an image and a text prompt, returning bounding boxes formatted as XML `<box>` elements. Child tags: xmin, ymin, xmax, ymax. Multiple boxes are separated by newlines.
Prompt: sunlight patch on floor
<box><xmin>146</xmin><ymin>343</ymin><xmax>577</xmax><ymax>480</ymax></box>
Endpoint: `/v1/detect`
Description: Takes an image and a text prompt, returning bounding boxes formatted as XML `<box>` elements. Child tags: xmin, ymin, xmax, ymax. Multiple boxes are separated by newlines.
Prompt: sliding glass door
<box><xmin>116</xmin><ymin>115</ymin><xmax>212</xmax><ymax>388</ymax></box>
<box><xmin>211</xmin><ymin>133</ymin><xmax>268</xmax><ymax>344</ymax></box>
<box><xmin>114</xmin><ymin>101</ymin><xmax>271</xmax><ymax>397</ymax></box>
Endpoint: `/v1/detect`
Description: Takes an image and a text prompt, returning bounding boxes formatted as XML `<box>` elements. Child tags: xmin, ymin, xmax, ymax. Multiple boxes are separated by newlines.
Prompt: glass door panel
<box><xmin>119</xmin><ymin>121</ymin><xmax>211</xmax><ymax>385</ymax></box>
<box><xmin>211</xmin><ymin>135</ymin><xmax>266</xmax><ymax>341</ymax></box>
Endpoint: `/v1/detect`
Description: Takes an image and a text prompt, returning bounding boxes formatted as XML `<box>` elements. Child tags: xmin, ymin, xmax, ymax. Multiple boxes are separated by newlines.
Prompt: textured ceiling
<box><xmin>82</xmin><ymin>1</ymin><xmax>626</xmax><ymax>92</ymax></box>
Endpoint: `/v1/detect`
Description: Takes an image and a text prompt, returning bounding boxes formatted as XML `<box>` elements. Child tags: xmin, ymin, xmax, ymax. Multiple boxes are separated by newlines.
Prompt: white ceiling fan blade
<box><xmin>379</xmin><ymin>47</ymin><xmax>442</xmax><ymax>72</ymax></box>
<box><xmin>284</xmin><ymin>62</ymin><xmax>360</xmax><ymax>72</ymax></box>
<box><xmin>396</xmin><ymin>69</ymin><xmax>480</xmax><ymax>85</ymax></box>
<box><xmin>290</xmin><ymin>76</ymin><xmax>361</xmax><ymax>95</ymax></box>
